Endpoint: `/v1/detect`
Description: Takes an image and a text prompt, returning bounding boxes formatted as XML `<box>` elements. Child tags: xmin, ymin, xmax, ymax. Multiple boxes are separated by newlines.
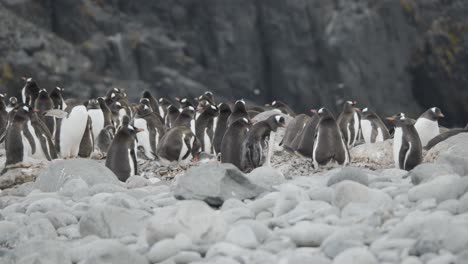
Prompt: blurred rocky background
<box><xmin>0</xmin><ymin>0</ymin><xmax>467</xmax><ymax>126</ymax></box>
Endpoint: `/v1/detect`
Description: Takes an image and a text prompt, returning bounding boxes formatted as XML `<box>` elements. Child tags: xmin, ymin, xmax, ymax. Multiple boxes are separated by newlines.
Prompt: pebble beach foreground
<box><xmin>1</xmin><ymin>133</ymin><xmax>468</xmax><ymax>264</ymax></box>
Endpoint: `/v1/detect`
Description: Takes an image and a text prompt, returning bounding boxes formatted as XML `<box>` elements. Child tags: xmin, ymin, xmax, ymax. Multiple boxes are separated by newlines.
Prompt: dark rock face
<box><xmin>0</xmin><ymin>0</ymin><xmax>467</xmax><ymax>125</ymax></box>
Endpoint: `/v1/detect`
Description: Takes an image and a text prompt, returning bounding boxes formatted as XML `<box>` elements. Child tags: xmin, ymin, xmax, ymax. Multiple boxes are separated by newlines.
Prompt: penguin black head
<box><xmin>8</xmin><ymin>97</ymin><xmax>18</xmax><ymax>107</ymax></box>
<box><xmin>266</xmin><ymin>114</ymin><xmax>286</xmax><ymax>132</ymax></box>
<box><xmin>0</xmin><ymin>93</ymin><xmax>6</xmax><ymax>100</ymax></box>
<box><xmin>139</xmin><ymin>98</ymin><xmax>154</xmax><ymax>111</ymax></box>
<box><xmin>86</xmin><ymin>99</ymin><xmax>100</xmax><ymax>110</ymax></box>
<box><xmin>218</xmin><ymin>102</ymin><xmax>232</xmax><ymax>113</ymax></box>
<box><xmin>234</xmin><ymin>99</ymin><xmax>247</xmax><ymax>112</ymax></box>
<box><xmin>199</xmin><ymin>103</ymin><xmax>219</xmax><ymax>117</ymax></box>
<box><xmin>14</xmin><ymin>105</ymin><xmax>33</xmax><ymax>122</ymax></box>
<box><xmin>343</xmin><ymin>101</ymin><xmax>358</xmax><ymax>113</ymax></box>
<box><xmin>317</xmin><ymin>108</ymin><xmax>335</xmax><ymax>120</ymax></box>
<box><xmin>105</xmin><ymin>87</ymin><xmax>126</xmax><ymax>104</ymax></box>
<box><xmin>176</xmin><ymin>97</ymin><xmax>194</xmax><ymax>108</ymax></box>
<box><xmin>421</xmin><ymin>107</ymin><xmax>444</xmax><ymax>121</ymax></box>
<box><xmin>237</xmin><ymin>117</ymin><xmax>252</xmax><ymax>128</ymax></box>
<box><xmin>167</xmin><ymin>104</ymin><xmax>180</xmax><ymax>114</ymax></box>
<box><xmin>181</xmin><ymin>106</ymin><xmax>196</xmax><ymax>118</ymax></box>
<box><xmin>386</xmin><ymin>113</ymin><xmax>416</xmax><ymax>126</ymax></box>
<box><xmin>37</xmin><ymin>89</ymin><xmax>49</xmax><ymax>99</ymax></box>
<box><xmin>116</xmin><ymin>116</ymin><xmax>143</xmax><ymax>143</ymax></box>
<box><xmin>361</xmin><ymin>107</ymin><xmax>375</xmax><ymax>119</ymax></box>
<box><xmin>21</xmin><ymin>77</ymin><xmax>40</xmax><ymax>105</ymax></box>
<box><xmin>142</xmin><ymin>90</ymin><xmax>154</xmax><ymax>99</ymax></box>
<box><xmin>159</xmin><ymin>97</ymin><xmax>171</xmax><ymax>106</ymax></box>
<box><xmin>135</xmin><ymin>103</ymin><xmax>153</xmax><ymax>117</ymax></box>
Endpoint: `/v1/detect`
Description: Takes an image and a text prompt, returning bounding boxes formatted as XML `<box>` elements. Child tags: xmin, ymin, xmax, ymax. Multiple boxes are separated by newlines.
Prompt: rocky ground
<box><xmin>1</xmin><ymin>133</ymin><xmax>468</xmax><ymax>264</ymax></box>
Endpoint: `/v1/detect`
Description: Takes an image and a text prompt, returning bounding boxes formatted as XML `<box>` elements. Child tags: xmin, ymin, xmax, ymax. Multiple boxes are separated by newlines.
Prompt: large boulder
<box><xmin>424</xmin><ymin>134</ymin><xmax>468</xmax><ymax>175</ymax></box>
<box><xmin>69</xmin><ymin>239</ymin><xmax>148</xmax><ymax>264</ymax></box>
<box><xmin>35</xmin><ymin>159</ymin><xmax>121</xmax><ymax>192</ymax></box>
<box><xmin>350</xmin><ymin>140</ymin><xmax>394</xmax><ymax>169</ymax></box>
<box><xmin>172</xmin><ymin>163</ymin><xmax>266</xmax><ymax>206</ymax></box>
<box><xmin>0</xmin><ymin>161</ymin><xmax>48</xmax><ymax>189</ymax></box>
<box><xmin>332</xmin><ymin>180</ymin><xmax>392</xmax><ymax>210</ymax></box>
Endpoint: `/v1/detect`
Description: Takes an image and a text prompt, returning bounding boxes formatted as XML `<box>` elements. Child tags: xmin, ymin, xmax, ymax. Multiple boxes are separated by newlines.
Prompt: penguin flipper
<box><xmin>44</xmin><ymin>109</ymin><xmax>69</xmax><ymax>119</ymax></box>
<box><xmin>181</xmin><ymin>136</ymin><xmax>192</xmax><ymax>160</ymax></box>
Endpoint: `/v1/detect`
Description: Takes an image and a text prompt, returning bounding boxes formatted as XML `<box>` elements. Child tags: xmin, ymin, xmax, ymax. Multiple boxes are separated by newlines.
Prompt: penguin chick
<box><xmin>105</xmin><ymin>116</ymin><xmax>143</xmax><ymax>182</ymax></box>
<box><xmin>240</xmin><ymin>114</ymin><xmax>286</xmax><ymax>173</ymax></box>
<box><xmin>387</xmin><ymin>113</ymin><xmax>422</xmax><ymax>171</ymax></box>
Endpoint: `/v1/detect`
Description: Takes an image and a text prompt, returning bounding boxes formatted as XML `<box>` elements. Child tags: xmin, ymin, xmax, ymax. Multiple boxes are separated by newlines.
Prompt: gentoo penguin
<box><xmin>213</xmin><ymin>102</ymin><xmax>232</xmax><ymax>155</ymax></box>
<box><xmin>227</xmin><ymin>99</ymin><xmax>249</xmax><ymax>127</ymax></box>
<box><xmin>296</xmin><ymin>110</ymin><xmax>320</xmax><ymax>158</ymax></box>
<box><xmin>86</xmin><ymin>99</ymin><xmax>105</xmax><ymax>142</ymax></box>
<box><xmin>176</xmin><ymin>97</ymin><xmax>195</xmax><ymax>110</ymax></box>
<box><xmin>165</xmin><ymin>104</ymin><xmax>180</xmax><ymax>129</ymax></box>
<box><xmin>425</xmin><ymin>123</ymin><xmax>468</xmax><ymax>150</ymax></box>
<box><xmin>6</xmin><ymin>97</ymin><xmax>18</xmax><ymax>113</ymax></box>
<box><xmin>49</xmin><ymin>87</ymin><xmax>66</xmax><ymax>110</ymax></box>
<box><xmin>221</xmin><ymin>118</ymin><xmax>251</xmax><ymax>169</ymax></box>
<box><xmin>414</xmin><ymin>107</ymin><xmax>444</xmax><ymax>147</ymax></box>
<box><xmin>59</xmin><ymin>104</ymin><xmax>89</xmax><ymax>158</ymax></box>
<box><xmin>133</xmin><ymin>103</ymin><xmax>165</xmax><ymax>160</ymax></box>
<box><xmin>97</xmin><ymin>97</ymin><xmax>113</xmax><ymax>127</ymax></box>
<box><xmin>173</xmin><ymin>106</ymin><xmax>196</xmax><ymax>133</ymax></box>
<box><xmin>104</xmin><ymin>87</ymin><xmax>124</xmax><ymax>106</ymax></box>
<box><xmin>21</xmin><ymin>77</ymin><xmax>40</xmax><ymax>106</ymax></box>
<box><xmin>271</xmin><ymin>101</ymin><xmax>295</xmax><ymax>117</ymax></box>
<box><xmin>141</xmin><ymin>90</ymin><xmax>160</xmax><ymax>116</ymax></box>
<box><xmin>312</xmin><ymin>108</ymin><xmax>350</xmax><ymax>169</ymax></box>
<box><xmin>106</xmin><ymin>116</ymin><xmax>142</xmax><ymax>182</ymax></box>
<box><xmin>387</xmin><ymin>113</ymin><xmax>422</xmax><ymax>171</ymax></box>
<box><xmin>34</xmin><ymin>89</ymin><xmax>55</xmax><ymax>136</ymax></box>
<box><xmin>240</xmin><ymin>114</ymin><xmax>286</xmax><ymax>173</ymax></box>
<box><xmin>28</xmin><ymin>110</ymin><xmax>58</xmax><ymax>160</ymax></box>
<box><xmin>0</xmin><ymin>94</ymin><xmax>8</xmax><ymax>137</ymax></box>
<box><xmin>158</xmin><ymin>97</ymin><xmax>172</xmax><ymax>120</ymax></box>
<box><xmin>196</xmin><ymin>91</ymin><xmax>215</xmax><ymax>106</ymax></box>
<box><xmin>78</xmin><ymin>116</ymin><xmax>94</xmax><ymax>158</ymax></box>
<box><xmin>157</xmin><ymin>126</ymin><xmax>201</xmax><ymax>166</ymax></box>
<box><xmin>97</xmin><ymin>125</ymin><xmax>115</xmax><ymax>154</ymax></box>
<box><xmin>280</xmin><ymin>114</ymin><xmax>310</xmax><ymax>153</ymax></box>
<box><xmin>195</xmin><ymin>104</ymin><xmax>219</xmax><ymax>154</ymax></box>
<box><xmin>109</xmin><ymin>101</ymin><xmax>127</xmax><ymax>128</ymax></box>
<box><xmin>337</xmin><ymin>101</ymin><xmax>361</xmax><ymax>148</ymax></box>
<box><xmin>360</xmin><ymin>108</ymin><xmax>390</xmax><ymax>144</ymax></box>
<box><xmin>3</xmin><ymin>106</ymin><xmax>33</xmax><ymax>171</ymax></box>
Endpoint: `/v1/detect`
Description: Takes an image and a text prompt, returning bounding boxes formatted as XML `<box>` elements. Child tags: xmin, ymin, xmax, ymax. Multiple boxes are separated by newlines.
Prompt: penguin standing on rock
<box><xmin>227</xmin><ymin>100</ymin><xmax>249</xmax><ymax>127</ymax></box>
<box><xmin>157</xmin><ymin>126</ymin><xmax>201</xmax><ymax>166</ymax></box>
<box><xmin>360</xmin><ymin>108</ymin><xmax>390</xmax><ymax>144</ymax></box>
<box><xmin>312</xmin><ymin>108</ymin><xmax>350</xmax><ymax>169</ymax></box>
<box><xmin>414</xmin><ymin>107</ymin><xmax>444</xmax><ymax>147</ymax></box>
<box><xmin>21</xmin><ymin>77</ymin><xmax>40</xmax><ymax>106</ymax></box>
<box><xmin>195</xmin><ymin>104</ymin><xmax>219</xmax><ymax>154</ymax></box>
<box><xmin>213</xmin><ymin>102</ymin><xmax>232</xmax><ymax>155</ymax></box>
<box><xmin>3</xmin><ymin>106</ymin><xmax>33</xmax><ymax>172</ymax></box>
<box><xmin>106</xmin><ymin>116</ymin><xmax>143</xmax><ymax>182</ymax></box>
<box><xmin>337</xmin><ymin>101</ymin><xmax>361</xmax><ymax>148</ymax></box>
<box><xmin>387</xmin><ymin>113</ymin><xmax>422</xmax><ymax>171</ymax></box>
<box><xmin>34</xmin><ymin>89</ymin><xmax>55</xmax><ymax>136</ymax></box>
<box><xmin>133</xmin><ymin>103</ymin><xmax>165</xmax><ymax>160</ymax></box>
<box><xmin>221</xmin><ymin>118</ymin><xmax>251</xmax><ymax>169</ymax></box>
<box><xmin>240</xmin><ymin>114</ymin><xmax>286</xmax><ymax>172</ymax></box>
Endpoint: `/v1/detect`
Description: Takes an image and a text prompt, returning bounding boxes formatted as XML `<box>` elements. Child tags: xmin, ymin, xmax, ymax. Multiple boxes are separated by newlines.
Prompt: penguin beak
<box><xmin>132</xmin><ymin>105</ymin><xmax>140</xmax><ymax>111</ymax></box>
<box><xmin>33</xmin><ymin>109</ymin><xmax>40</xmax><ymax>113</ymax></box>
<box><xmin>21</xmin><ymin>76</ymin><xmax>27</xmax><ymax>81</ymax></box>
<box><xmin>353</xmin><ymin>107</ymin><xmax>361</xmax><ymax>112</ymax></box>
<box><xmin>310</xmin><ymin>109</ymin><xmax>317</xmax><ymax>114</ymax></box>
<box><xmin>196</xmin><ymin>107</ymin><xmax>204</xmax><ymax>111</ymax></box>
<box><xmin>135</xmin><ymin>128</ymin><xmax>144</xmax><ymax>133</ymax></box>
<box><xmin>250</xmin><ymin>120</ymin><xmax>258</xmax><ymax>125</ymax></box>
<box><xmin>175</xmin><ymin>97</ymin><xmax>181</xmax><ymax>102</ymax></box>
<box><xmin>437</xmin><ymin>112</ymin><xmax>445</xmax><ymax>118</ymax></box>
<box><xmin>352</xmin><ymin>101</ymin><xmax>357</xmax><ymax>105</ymax></box>
<box><xmin>386</xmin><ymin>116</ymin><xmax>396</xmax><ymax>121</ymax></box>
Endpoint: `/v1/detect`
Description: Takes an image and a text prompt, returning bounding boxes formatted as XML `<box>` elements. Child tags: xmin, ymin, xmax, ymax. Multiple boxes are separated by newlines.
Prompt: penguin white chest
<box><xmin>352</xmin><ymin>112</ymin><xmax>360</xmax><ymax>144</ymax></box>
<box><xmin>190</xmin><ymin>119</ymin><xmax>195</xmax><ymax>134</ymax></box>
<box><xmin>60</xmin><ymin>106</ymin><xmax>88</xmax><ymax>158</ymax></box>
<box><xmin>88</xmin><ymin>109</ymin><xmax>105</xmax><ymax>141</ymax></box>
<box><xmin>134</xmin><ymin>118</ymin><xmax>154</xmax><ymax>159</ymax></box>
<box><xmin>27</xmin><ymin>122</ymin><xmax>46</xmax><ymax>160</ymax></box>
<box><xmin>128</xmin><ymin>149</ymin><xmax>135</xmax><ymax>177</ymax></box>
<box><xmin>414</xmin><ymin>118</ymin><xmax>439</xmax><ymax>146</ymax></box>
<box><xmin>376</xmin><ymin>127</ymin><xmax>384</xmax><ymax>142</ymax></box>
<box><xmin>158</xmin><ymin>106</ymin><xmax>165</xmax><ymax>119</ymax></box>
<box><xmin>203</xmin><ymin>127</ymin><xmax>211</xmax><ymax>153</ymax></box>
<box><xmin>21</xmin><ymin>131</ymin><xmax>32</xmax><ymax>160</ymax></box>
<box><xmin>118</xmin><ymin>109</ymin><xmax>127</xmax><ymax>124</ymax></box>
<box><xmin>393</xmin><ymin>127</ymin><xmax>403</xmax><ymax>169</ymax></box>
<box><xmin>360</xmin><ymin>119</ymin><xmax>372</xmax><ymax>144</ymax></box>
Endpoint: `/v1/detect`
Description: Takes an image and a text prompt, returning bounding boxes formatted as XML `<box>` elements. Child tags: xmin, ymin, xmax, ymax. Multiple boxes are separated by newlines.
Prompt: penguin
<box><xmin>34</xmin><ymin>89</ymin><xmax>55</xmax><ymax>136</ymax></box>
<box><xmin>195</xmin><ymin>104</ymin><xmax>219</xmax><ymax>154</ymax></box>
<box><xmin>105</xmin><ymin>116</ymin><xmax>143</xmax><ymax>182</ymax></box>
<box><xmin>78</xmin><ymin>115</ymin><xmax>94</xmax><ymax>158</ymax></box>
<box><xmin>387</xmin><ymin>113</ymin><xmax>422</xmax><ymax>171</ymax></box>
<box><xmin>295</xmin><ymin>110</ymin><xmax>320</xmax><ymax>158</ymax></box>
<box><xmin>221</xmin><ymin>118</ymin><xmax>251</xmax><ymax>169</ymax></box>
<box><xmin>21</xmin><ymin>77</ymin><xmax>40</xmax><ymax>106</ymax></box>
<box><xmin>213</xmin><ymin>102</ymin><xmax>232</xmax><ymax>155</ymax></box>
<box><xmin>28</xmin><ymin>110</ymin><xmax>58</xmax><ymax>161</ymax></box>
<box><xmin>425</xmin><ymin>123</ymin><xmax>468</xmax><ymax>150</ymax></box>
<box><xmin>337</xmin><ymin>101</ymin><xmax>361</xmax><ymax>148</ymax></box>
<box><xmin>133</xmin><ymin>103</ymin><xmax>165</xmax><ymax>160</ymax></box>
<box><xmin>227</xmin><ymin>99</ymin><xmax>249</xmax><ymax>127</ymax></box>
<box><xmin>97</xmin><ymin>97</ymin><xmax>113</xmax><ymax>127</ymax></box>
<box><xmin>175</xmin><ymin>97</ymin><xmax>195</xmax><ymax>110</ymax></box>
<box><xmin>360</xmin><ymin>108</ymin><xmax>390</xmax><ymax>144</ymax></box>
<box><xmin>165</xmin><ymin>104</ymin><xmax>181</xmax><ymax>129</ymax></box>
<box><xmin>86</xmin><ymin>99</ymin><xmax>105</xmax><ymax>143</ymax></box>
<box><xmin>109</xmin><ymin>101</ymin><xmax>127</xmax><ymax>128</ymax></box>
<box><xmin>0</xmin><ymin>94</ymin><xmax>8</xmax><ymax>138</ymax></box>
<box><xmin>158</xmin><ymin>97</ymin><xmax>172</xmax><ymax>120</ymax></box>
<box><xmin>414</xmin><ymin>107</ymin><xmax>444</xmax><ymax>147</ymax></box>
<box><xmin>248</xmin><ymin>110</ymin><xmax>261</xmax><ymax>119</ymax></box>
<box><xmin>6</xmin><ymin>97</ymin><xmax>19</xmax><ymax>113</ymax></box>
<box><xmin>312</xmin><ymin>108</ymin><xmax>350</xmax><ymax>169</ymax></box>
<box><xmin>157</xmin><ymin>126</ymin><xmax>201</xmax><ymax>166</ymax></box>
<box><xmin>173</xmin><ymin>106</ymin><xmax>196</xmax><ymax>133</ymax></box>
<box><xmin>96</xmin><ymin>125</ymin><xmax>115</xmax><ymax>154</ymax></box>
<box><xmin>59</xmin><ymin>104</ymin><xmax>89</xmax><ymax>158</ymax></box>
<box><xmin>141</xmin><ymin>90</ymin><xmax>160</xmax><ymax>117</ymax></box>
<box><xmin>240</xmin><ymin>114</ymin><xmax>286</xmax><ymax>172</ymax></box>
<box><xmin>280</xmin><ymin>113</ymin><xmax>310</xmax><ymax>153</ymax></box>
<box><xmin>271</xmin><ymin>101</ymin><xmax>295</xmax><ymax>117</ymax></box>
<box><xmin>49</xmin><ymin>87</ymin><xmax>66</xmax><ymax>110</ymax></box>
<box><xmin>104</xmin><ymin>87</ymin><xmax>124</xmax><ymax>106</ymax></box>
<box><xmin>196</xmin><ymin>91</ymin><xmax>215</xmax><ymax>106</ymax></box>
<box><xmin>3</xmin><ymin>106</ymin><xmax>33</xmax><ymax>171</ymax></box>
